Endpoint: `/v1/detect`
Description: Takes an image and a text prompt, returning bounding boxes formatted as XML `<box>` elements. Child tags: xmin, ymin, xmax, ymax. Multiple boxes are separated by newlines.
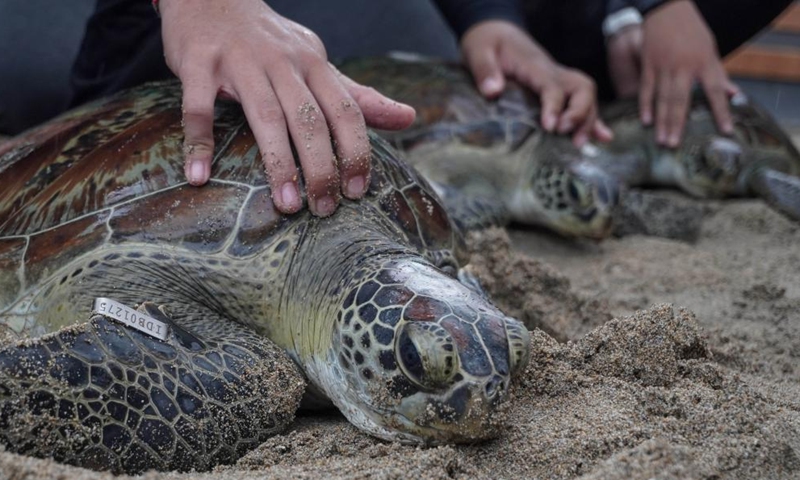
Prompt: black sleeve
<box><xmin>628</xmin><ymin>0</ymin><xmax>672</xmax><ymax>16</ymax></box>
<box><xmin>432</xmin><ymin>0</ymin><xmax>526</xmax><ymax>38</ymax></box>
<box><xmin>606</xmin><ymin>0</ymin><xmax>673</xmax><ymax>16</ymax></box>
<box><xmin>606</xmin><ymin>0</ymin><xmax>633</xmax><ymax>15</ymax></box>
<box><xmin>69</xmin><ymin>0</ymin><xmax>171</xmax><ymax>107</ymax></box>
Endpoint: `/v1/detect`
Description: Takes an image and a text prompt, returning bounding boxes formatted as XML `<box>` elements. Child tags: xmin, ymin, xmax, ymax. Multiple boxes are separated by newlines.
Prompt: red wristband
<box><xmin>152</xmin><ymin>0</ymin><xmax>160</xmax><ymax>15</ymax></box>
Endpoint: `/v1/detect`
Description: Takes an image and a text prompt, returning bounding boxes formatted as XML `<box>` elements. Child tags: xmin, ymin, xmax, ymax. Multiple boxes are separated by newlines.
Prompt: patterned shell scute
<box><xmin>0</xmin><ymin>82</ymin><xmax>253</xmax><ymax>238</ymax></box>
<box><xmin>367</xmin><ymin>132</ymin><xmax>460</xmax><ymax>254</ymax></box>
<box><xmin>340</xmin><ymin>56</ymin><xmax>540</xmax><ymax>151</ymax></box>
<box><xmin>229</xmin><ymin>187</ymin><xmax>287</xmax><ymax>258</ymax></box>
<box><xmin>25</xmin><ymin>212</ymin><xmax>110</xmax><ymax>289</ymax></box>
<box><xmin>731</xmin><ymin>96</ymin><xmax>800</xmax><ymax>163</ymax></box>
<box><xmin>379</xmin><ymin>189</ymin><xmax>424</xmax><ymax>250</ymax></box>
<box><xmin>0</xmin><ymin>239</ymin><xmax>25</xmax><ymax>306</ymax></box>
<box><xmin>108</xmin><ymin>183</ymin><xmax>249</xmax><ymax>254</ymax></box>
<box><xmin>401</xmin><ymin>184</ymin><xmax>453</xmax><ymax>253</ymax></box>
<box><xmin>0</xmin><ymin>84</ymin><xmax>182</xmax><ymax>236</ymax></box>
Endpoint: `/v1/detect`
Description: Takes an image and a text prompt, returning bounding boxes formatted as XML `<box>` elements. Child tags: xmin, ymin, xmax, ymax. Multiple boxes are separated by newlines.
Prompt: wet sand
<box><xmin>2</xmin><ymin>193</ymin><xmax>799</xmax><ymax>479</ymax></box>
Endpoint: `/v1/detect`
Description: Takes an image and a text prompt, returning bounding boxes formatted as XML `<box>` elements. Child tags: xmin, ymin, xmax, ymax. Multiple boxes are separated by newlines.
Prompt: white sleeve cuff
<box><xmin>602</xmin><ymin>7</ymin><xmax>643</xmax><ymax>38</ymax></box>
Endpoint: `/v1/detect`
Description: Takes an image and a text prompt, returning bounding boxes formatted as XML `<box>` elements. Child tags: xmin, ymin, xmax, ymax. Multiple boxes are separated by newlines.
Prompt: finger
<box><xmin>180</xmin><ymin>75</ymin><xmax>218</xmax><ymax>186</ymax></box>
<box><xmin>703</xmin><ymin>69</ymin><xmax>735</xmax><ymax>135</ymax></box>
<box><xmin>639</xmin><ymin>65</ymin><xmax>656</xmax><ymax>126</ymax></box>
<box><xmin>336</xmin><ymin>71</ymin><xmax>415</xmax><ymax>131</ymax></box>
<box><xmin>725</xmin><ymin>79</ymin><xmax>740</xmax><ymax>97</ymax></box>
<box><xmin>462</xmin><ymin>43</ymin><xmax>506</xmax><ymax>98</ymax></box>
<box><xmin>308</xmin><ymin>66</ymin><xmax>371</xmax><ymax>200</ymax></box>
<box><xmin>654</xmin><ymin>71</ymin><xmax>672</xmax><ymax>145</ymax></box>
<box><xmin>571</xmin><ymin>108</ymin><xmax>595</xmax><ymax>148</ymax></box>
<box><xmin>592</xmin><ymin>118</ymin><xmax>614</xmax><ymax>143</ymax></box>
<box><xmin>665</xmin><ymin>72</ymin><xmax>692</xmax><ymax>147</ymax></box>
<box><xmin>539</xmin><ymin>83</ymin><xmax>565</xmax><ymax>133</ymax></box>
<box><xmin>233</xmin><ymin>72</ymin><xmax>302</xmax><ymax>214</ymax></box>
<box><xmin>270</xmin><ymin>68</ymin><xmax>340</xmax><ymax>217</ymax></box>
<box><xmin>559</xmin><ymin>81</ymin><xmax>595</xmax><ymax>139</ymax></box>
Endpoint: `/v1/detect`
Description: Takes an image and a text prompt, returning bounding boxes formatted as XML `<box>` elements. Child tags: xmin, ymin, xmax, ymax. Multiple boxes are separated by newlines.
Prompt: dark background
<box><xmin>1</xmin><ymin>0</ymin><xmax>797</xmax><ymax>136</ymax></box>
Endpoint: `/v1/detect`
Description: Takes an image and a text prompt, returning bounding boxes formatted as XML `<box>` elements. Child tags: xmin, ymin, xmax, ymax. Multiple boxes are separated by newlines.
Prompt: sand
<box><xmin>2</xmin><ymin>196</ymin><xmax>800</xmax><ymax>479</ymax></box>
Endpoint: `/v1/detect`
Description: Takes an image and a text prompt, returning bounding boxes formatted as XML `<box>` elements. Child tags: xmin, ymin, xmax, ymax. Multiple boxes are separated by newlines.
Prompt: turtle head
<box><xmin>678</xmin><ymin>135</ymin><xmax>745</xmax><ymax>196</ymax></box>
<box><xmin>518</xmin><ymin>154</ymin><xmax>619</xmax><ymax>239</ymax></box>
<box><xmin>320</xmin><ymin>259</ymin><xmax>530</xmax><ymax>445</ymax></box>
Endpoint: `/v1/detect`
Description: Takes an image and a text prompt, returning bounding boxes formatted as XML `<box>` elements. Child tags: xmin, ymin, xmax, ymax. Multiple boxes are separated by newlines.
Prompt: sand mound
<box><xmin>466</xmin><ymin>228</ymin><xmax>612</xmax><ymax>341</ymax></box>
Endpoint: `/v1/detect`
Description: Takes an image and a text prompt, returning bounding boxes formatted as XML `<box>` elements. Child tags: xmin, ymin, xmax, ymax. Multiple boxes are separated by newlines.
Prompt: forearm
<box><xmin>432</xmin><ymin>0</ymin><xmax>525</xmax><ymax>38</ymax></box>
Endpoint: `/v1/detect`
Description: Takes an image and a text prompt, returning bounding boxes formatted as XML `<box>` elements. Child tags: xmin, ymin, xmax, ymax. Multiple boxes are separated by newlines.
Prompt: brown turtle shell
<box><xmin>340</xmin><ymin>55</ymin><xmax>541</xmax><ymax>152</ymax></box>
<box><xmin>0</xmin><ymin>82</ymin><xmax>462</xmax><ymax>312</ymax></box>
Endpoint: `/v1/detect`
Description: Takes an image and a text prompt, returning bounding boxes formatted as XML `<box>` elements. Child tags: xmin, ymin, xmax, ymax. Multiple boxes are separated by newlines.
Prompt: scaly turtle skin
<box><xmin>340</xmin><ymin>55</ymin><xmax>620</xmax><ymax>239</ymax></box>
<box><xmin>588</xmin><ymin>94</ymin><xmax>800</xmax><ymax>220</ymax></box>
<box><xmin>0</xmin><ymin>82</ymin><xmax>530</xmax><ymax>474</ymax></box>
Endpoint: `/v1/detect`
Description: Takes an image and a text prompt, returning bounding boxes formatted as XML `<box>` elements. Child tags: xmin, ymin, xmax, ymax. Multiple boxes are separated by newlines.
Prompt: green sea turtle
<box><xmin>0</xmin><ymin>82</ymin><xmax>531</xmax><ymax>474</ymax></box>
<box><xmin>342</xmin><ymin>55</ymin><xmax>800</xmax><ymax>225</ymax></box>
<box><xmin>588</xmin><ymin>94</ymin><xmax>800</xmax><ymax>220</ymax></box>
<box><xmin>340</xmin><ymin>55</ymin><xmax>621</xmax><ymax>239</ymax></box>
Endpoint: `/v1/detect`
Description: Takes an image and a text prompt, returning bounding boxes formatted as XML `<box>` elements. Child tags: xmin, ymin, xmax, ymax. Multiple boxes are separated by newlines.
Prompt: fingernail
<box><xmin>280</xmin><ymin>182</ymin><xmax>300</xmax><ymax>212</ymax></box>
<box><xmin>559</xmin><ymin>119</ymin><xmax>573</xmax><ymax>134</ymax></box>
<box><xmin>480</xmin><ymin>77</ymin><xmax>502</xmax><ymax>96</ymax></box>
<box><xmin>642</xmin><ymin>112</ymin><xmax>653</xmax><ymax>125</ymax></box>
<box><xmin>600</xmin><ymin>125</ymin><xmax>614</xmax><ymax>141</ymax></box>
<box><xmin>656</xmin><ymin>130</ymin><xmax>667</xmax><ymax>144</ymax></box>
<box><xmin>722</xmin><ymin>122</ymin><xmax>734</xmax><ymax>135</ymax></box>
<box><xmin>346</xmin><ymin>175</ymin><xmax>365</xmax><ymax>199</ymax></box>
<box><xmin>188</xmin><ymin>160</ymin><xmax>205</xmax><ymax>185</ymax></box>
<box><xmin>574</xmin><ymin>133</ymin><xmax>588</xmax><ymax>148</ymax></box>
<box><xmin>314</xmin><ymin>196</ymin><xmax>336</xmax><ymax>217</ymax></box>
<box><xmin>542</xmin><ymin>113</ymin><xmax>556</xmax><ymax>132</ymax></box>
<box><xmin>668</xmin><ymin>133</ymin><xmax>680</xmax><ymax>147</ymax></box>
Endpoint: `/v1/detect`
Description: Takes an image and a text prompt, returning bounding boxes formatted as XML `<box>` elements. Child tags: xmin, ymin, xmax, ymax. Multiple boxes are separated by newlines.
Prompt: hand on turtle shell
<box><xmin>638</xmin><ymin>0</ymin><xmax>739</xmax><ymax>148</ymax></box>
<box><xmin>159</xmin><ymin>0</ymin><xmax>415</xmax><ymax>217</ymax></box>
<box><xmin>460</xmin><ymin>20</ymin><xmax>613</xmax><ymax>147</ymax></box>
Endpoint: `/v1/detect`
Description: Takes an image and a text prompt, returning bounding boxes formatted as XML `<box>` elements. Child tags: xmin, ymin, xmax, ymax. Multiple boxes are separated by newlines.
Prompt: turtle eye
<box><xmin>396</xmin><ymin>323</ymin><xmax>459</xmax><ymax>389</ymax></box>
<box><xmin>438</xmin><ymin>263</ymin><xmax>458</xmax><ymax>278</ymax></box>
<box><xmin>567</xmin><ymin>180</ymin><xmax>592</xmax><ymax>208</ymax></box>
<box><xmin>398</xmin><ymin>329</ymin><xmax>424</xmax><ymax>381</ymax></box>
<box><xmin>567</xmin><ymin>180</ymin><xmax>580</xmax><ymax>202</ymax></box>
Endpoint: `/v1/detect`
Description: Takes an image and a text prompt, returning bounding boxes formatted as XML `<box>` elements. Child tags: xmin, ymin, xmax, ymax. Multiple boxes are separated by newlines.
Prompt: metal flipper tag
<box><xmin>93</xmin><ymin>297</ymin><xmax>170</xmax><ymax>341</ymax></box>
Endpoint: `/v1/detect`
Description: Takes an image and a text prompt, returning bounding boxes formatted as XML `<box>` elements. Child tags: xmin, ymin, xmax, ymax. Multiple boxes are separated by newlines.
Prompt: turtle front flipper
<box><xmin>747</xmin><ymin>166</ymin><xmax>800</xmax><ymax>220</ymax></box>
<box><xmin>0</xmin><ymin>303</ymin><xmax>304</xmax><ymax>474</ymax></box>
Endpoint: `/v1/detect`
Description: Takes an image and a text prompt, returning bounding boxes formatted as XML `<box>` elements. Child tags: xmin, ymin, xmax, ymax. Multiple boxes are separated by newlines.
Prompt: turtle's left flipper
<box><xmin>747</xmin><ymin>167</ymin><xmax>800</xmax><ymax>220</ymax></box>
<box><xmin>0</xmin><ymin>303</ymin><xmax>304</xmax><ymax>474</ymax></box>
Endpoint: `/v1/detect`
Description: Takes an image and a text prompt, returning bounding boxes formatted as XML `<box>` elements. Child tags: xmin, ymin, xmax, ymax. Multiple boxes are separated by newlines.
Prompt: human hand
<box><xmin>460</xmin><ymin>20</ymin><xmax>612</xmax><ymax>147</ymax></box>
<box><xmin>159</xmin><ymin>0</ymin><xmax>415</xmax><ymax>217</ymax></box>
<box><xmin>639</xmin><ymin>0</ymin><xmax>738</xmax><ymax>147</ymax></box>
<box><xmin>607</xmin><ymin>25</ymin><xmax>643</xmax><ymax>99</ymax></box>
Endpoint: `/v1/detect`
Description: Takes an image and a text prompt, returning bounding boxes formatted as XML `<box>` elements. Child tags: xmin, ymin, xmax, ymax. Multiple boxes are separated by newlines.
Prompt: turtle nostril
<box><xmin>484</xmin><ymin>375</ymin><xmax>504</xmax><ymax>400</ymax></box>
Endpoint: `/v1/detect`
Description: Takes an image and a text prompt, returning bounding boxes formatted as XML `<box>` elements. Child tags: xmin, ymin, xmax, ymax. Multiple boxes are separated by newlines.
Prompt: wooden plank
<box><xmin>725</xmin><ymin>45</ymin><xmax>800</xmax><ymax>82</ymax></box>
<box><xmin>773</xmin><ymin>2</ymin><xmax>800</xmax><ymax>33</ymax></box>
